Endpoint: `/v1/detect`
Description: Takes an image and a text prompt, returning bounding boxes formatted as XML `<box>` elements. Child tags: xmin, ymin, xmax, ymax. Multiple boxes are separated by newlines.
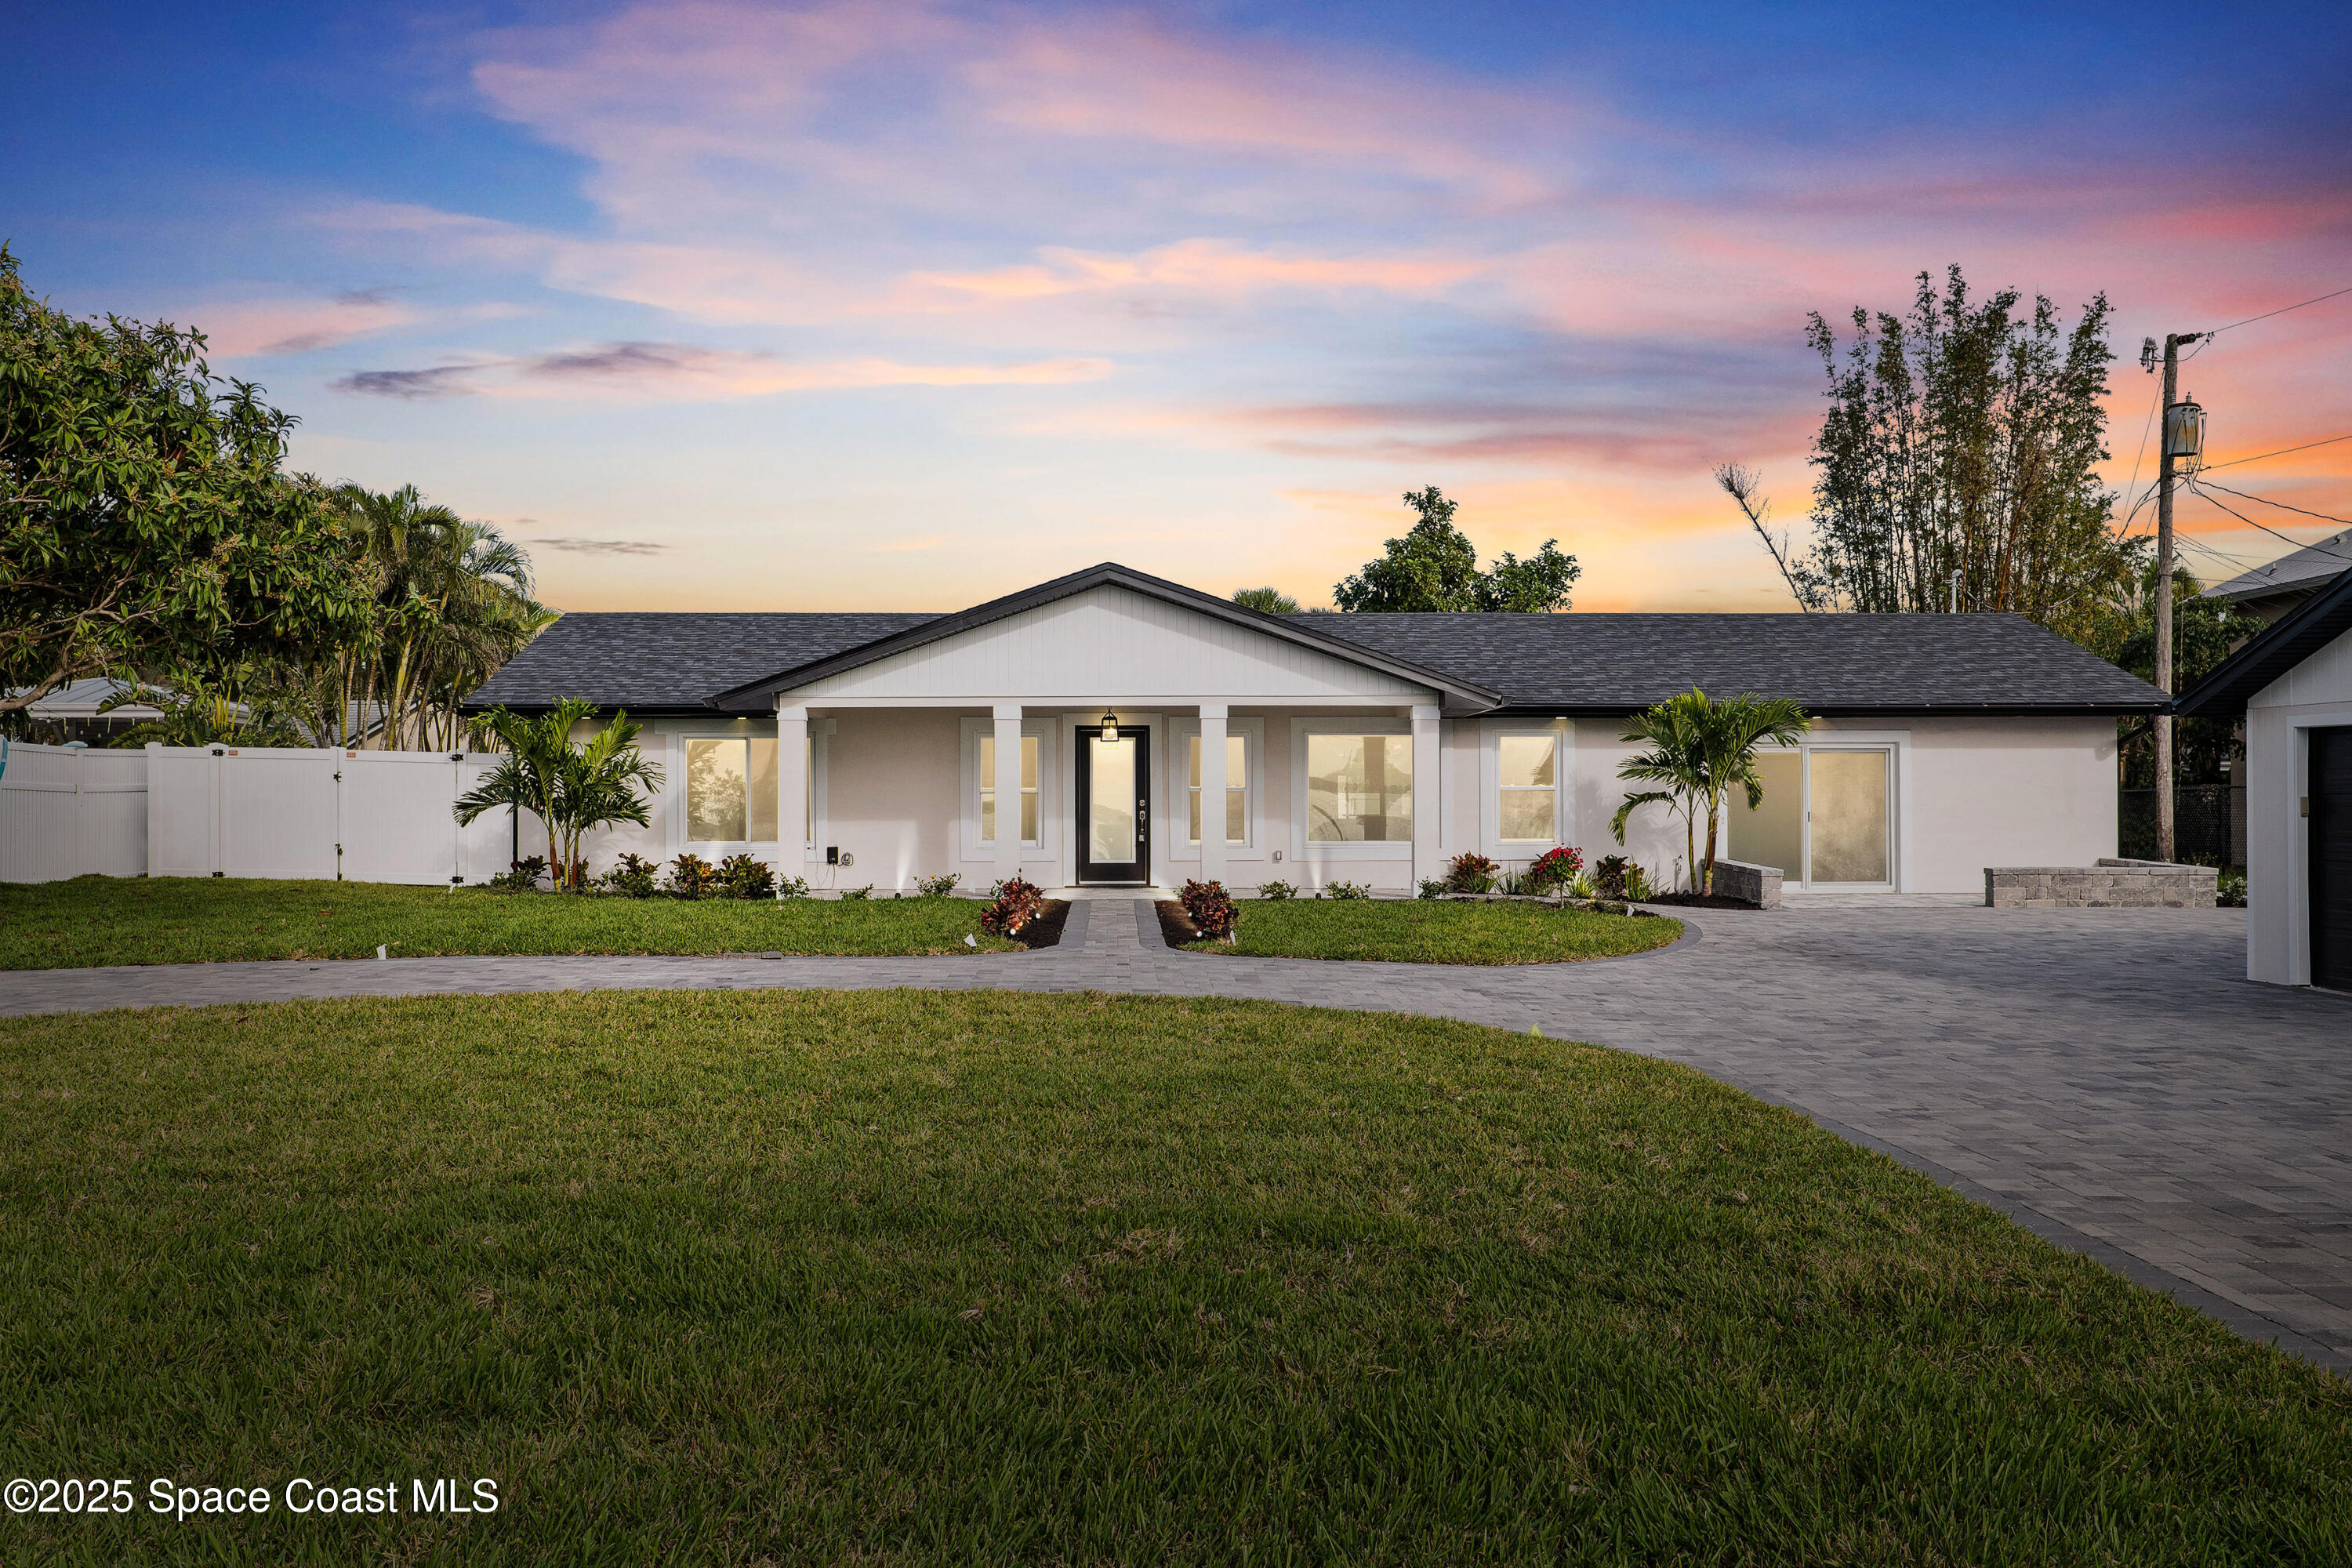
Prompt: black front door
<box><xmin>1075</xmin><ymin>725</ymin><xmax>1149</xmax><ymax>884</ymax></box>
<box><xmin>2312</xmin><ymin>727</ymin><xmax>2352</xmax><ymax>992</ymax></box>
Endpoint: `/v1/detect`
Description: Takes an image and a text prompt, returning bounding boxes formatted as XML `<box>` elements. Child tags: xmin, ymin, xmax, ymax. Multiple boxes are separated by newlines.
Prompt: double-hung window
<box><xmin>980</xmin><ymin>734</ymin><xmax>1039</xmax><ymax>845</ymax></box>
<box><xmin>685</xmin><ymin>736</ymin><xmax>779</xmax><ymax>843</ymax></box>
<box><xmin>1188</xmin><ymin>734</ymin><xmax>1248</xmax><ymax>845</ymax></box>
<box><xmin>1497</xmin><ymin>734</ymin><xmax>1559</xmax><ymax>844</ymax></box>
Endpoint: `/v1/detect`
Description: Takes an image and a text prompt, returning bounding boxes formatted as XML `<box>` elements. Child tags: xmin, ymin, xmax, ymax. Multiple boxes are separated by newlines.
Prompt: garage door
<box><xmin>2314</xmin><ymin>727</ymin><xmax>2352</xmax><ymax>993</ymax></box>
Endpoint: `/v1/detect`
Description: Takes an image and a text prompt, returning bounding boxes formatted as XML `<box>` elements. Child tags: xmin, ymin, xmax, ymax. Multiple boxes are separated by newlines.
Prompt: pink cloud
<box><xmin>190</xmin><ymin>289</ymin><xmax>418</xmax><ymax>356</ymax></box>
<box><xmin>332</xmin><ymin>339</ymin><xmax>1111</xmax><ymax>401</ymax></box>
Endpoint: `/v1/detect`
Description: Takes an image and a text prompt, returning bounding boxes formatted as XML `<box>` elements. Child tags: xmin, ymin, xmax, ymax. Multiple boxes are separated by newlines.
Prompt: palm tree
<box><xmin>455</xmin><ymin>701</ymin><xmax>663</xmax><ymax>890</ymax></box>
<box><xmin>325</xmin><ymin>485</ymin><xmax>553</xmax><ymax>750</ymax></box>
<box><xmin>1610</xmin><ymin>689</ymin><xmax>1809</xmax><ymax>895</ymax></box>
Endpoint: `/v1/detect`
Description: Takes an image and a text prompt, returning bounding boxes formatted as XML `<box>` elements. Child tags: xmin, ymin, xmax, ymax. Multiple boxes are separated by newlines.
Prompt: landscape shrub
<box><xmin>1323</xmin><ymin>880</ymin><xmax>1371</xmax><ymax>901</ymax></box>
<box><xmin>1593</xmin><ymin>855</ymin><xmax>1632</xmax><ymax>900</ymax></box>
<box><xmin>601</xmin><ymin>852</ymin><xmax>658</xmax><ymax>898</ymax></box>
<box><xmin>775</xmin><ymin>875</ymin><xmax>811</xmax><ymax>899</ymax></box>
<box><xmin>1624</xmin><ymin>861</ymin><xmax>1657</xmax><ymax>902</ymax></box>
<box><xmin>717</xmin><ymin>854</ymin><xmax>775</xmax><ymax>901</ymax></box>
<box><xmin>1444</xmin><ymin>852</ymin><xmax>1498</xmax><ymax>894</ymax></box>
<box><xmin>1257</xmin><ymin>880</ymin><xmax>1297</xmax><ymax>902</ymax></box>
<box><xmin>840</xmin><ymin>884</ymin><xmax>876</xmax><ymax>900</ymax></box>
<box><xmin>1178</xmin><ymin>879</ymin><xmax>1237</xmax><ymax>942</ymax></box>
<box><xmin>918</xmin><ymin>873</ymin><xmax>960</xmax><ymax>897</ymax></box>
<box><xmin>1415</xmin><ymin>878</ymin><xmax>1444</xmax><ymax>900</ymax></box>
<box><xmin>978</xmin><ymin>877</ymin><xmax>1045</xmax><ymax>938</ymax></box>
<box><xmin>666</xmin><ymin>852</ymin><xmax>717</xmax><ymax>900</ymax></box>
<box><xmin>486</xmin><ymin>856</ymin><xmax>548</xmax><ymax>893</ymax></box>
<box><xmin>1523</xmin><ymin>845</ymin><xmax>1584</xmax><ymax>894</ymax></box>
<box><xmin>2218</xmin><ymin>869</ymin><xmax>2247</xmax><ymax>908</ymax></box>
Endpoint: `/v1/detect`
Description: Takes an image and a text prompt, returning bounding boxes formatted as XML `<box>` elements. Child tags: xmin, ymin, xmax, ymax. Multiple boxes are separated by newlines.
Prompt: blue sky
<box><xmin>7</xmin><ymin>0</ymin><xmax>2348</xmax><ymax>612</ymax></box>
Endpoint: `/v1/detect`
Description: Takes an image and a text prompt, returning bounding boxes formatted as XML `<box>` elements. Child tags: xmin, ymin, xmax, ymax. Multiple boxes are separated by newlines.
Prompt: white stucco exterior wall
<box><xmin>2244</xmin><ymin>621</ymin><xmax>2352</xmax><ymax>984</ymax></box>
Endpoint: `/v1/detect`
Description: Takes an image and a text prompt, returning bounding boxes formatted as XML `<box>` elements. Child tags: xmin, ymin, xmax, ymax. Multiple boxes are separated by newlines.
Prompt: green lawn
<box><xmin>0</xmin><ymin>877</ymin><xmax>1025</xmax><ymax>967</ymax></box>
<box><xmin>2</xmin><ymin>991</ymin><xmax>2341</xmax><ymax>1566</ymax></box>
<box><xmin>1190</xmin><ymin>897</ymin><xmax>1685</xmax><ymax>964</ymax></box>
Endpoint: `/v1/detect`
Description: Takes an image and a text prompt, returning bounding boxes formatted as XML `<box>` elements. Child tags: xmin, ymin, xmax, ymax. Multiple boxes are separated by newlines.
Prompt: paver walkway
<box><xmin>6</xmin><ymin>901</ymin><xmax>2347</xmax><ymax>1374</ymax></box>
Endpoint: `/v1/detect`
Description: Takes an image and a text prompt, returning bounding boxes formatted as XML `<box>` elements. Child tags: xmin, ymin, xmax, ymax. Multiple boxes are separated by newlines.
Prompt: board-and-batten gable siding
<box><xmin>786</xmin><ymin>584</ymin><xmax>1432</xmax><ymax>702</ymax></box>
<box><xmin>2250</xmin><ymin>619</ymin><xmax>2352</xmax><ymax>710</ymax></box>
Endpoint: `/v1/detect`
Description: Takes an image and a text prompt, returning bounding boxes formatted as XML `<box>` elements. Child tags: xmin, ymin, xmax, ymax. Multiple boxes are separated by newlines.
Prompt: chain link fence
<box><xmin>2119</xmin><ymin>785</ymin><xmax>2244</xmax><ymax>868</ymax></box>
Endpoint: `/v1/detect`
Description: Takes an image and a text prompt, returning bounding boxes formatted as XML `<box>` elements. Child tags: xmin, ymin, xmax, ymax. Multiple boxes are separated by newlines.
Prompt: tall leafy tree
<box><xmin>1333</xmin><ymin>486</ymin><xmax>1580</xmax><ymax>613</ymax></box>
<box><xmin>0</xmin><ymin>245</ymin><xmax>368</xmax><ymax>715</ymax></box>
<box><xmin>1766</xmin><ymin>266</ymin><xmax>2140</xmax><ymax>645</ymax></box>
<box><xmin>456</xmin><ymin>701</ymin><xmax>663</xmax><ymax>889</ymax></box>
<box><xmin>320</xmin><ymin>483</ymin><xmax>552</xmax><ymax>750</ymax></box>
<box><xmin>2112</xmin><ymin>568</ymin><xmax>2267</xmax><ymax>787</ymax></box>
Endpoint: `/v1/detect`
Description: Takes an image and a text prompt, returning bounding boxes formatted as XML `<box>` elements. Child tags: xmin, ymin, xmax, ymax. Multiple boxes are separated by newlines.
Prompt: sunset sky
<box><xmin>8</xmin><ymin>0</ymin><xmax>2349</xmax><ymax>615</ymax></box>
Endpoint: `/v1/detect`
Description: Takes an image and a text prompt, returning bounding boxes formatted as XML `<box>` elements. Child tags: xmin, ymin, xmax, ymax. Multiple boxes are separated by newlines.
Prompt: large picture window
<box><xmin>1307</xmin><ymin>734</ymin><xmax>1412</xmax><ymax>842</ymax></box>
<box><xmin>1497</xmin><ymin>734</ymin><xmax>1557</xmax><ymax>843</ymax></box>
<box><xmin>1188</xmin><ymin>734</ymin><xmax>1248</xmax><ymax>844</ymax></box>
<box><xmin>685</xmin><ymin>736</ymin><xmax>779</xmax><ymax>843</ymax></box>
<box><xmin>981</xmin><ymin>734</ymin><xmax>1039</xmax><ymax>845</ymax></box>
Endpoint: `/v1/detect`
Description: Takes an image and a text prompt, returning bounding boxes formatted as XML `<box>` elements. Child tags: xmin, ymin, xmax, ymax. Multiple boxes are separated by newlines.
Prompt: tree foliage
<box><xmin>1610</xmin><ymin>689</ymin><xmax>1809</xmax><ymax>895</ymax></box>
<box><xmin>456</xmin><ymin>701</ymin><xmax>665</xmax><ymax>890</ymax></box>
<box><xmin>2112</xmin><ymin>570</ymin><xmax>2268</xmax><ymax>786</ymax></box>
<box><xmin>309</xmin><ymin>483</ymin><xmax>552</xmax><ymax>750</ymax></box>
<box><xmin>0</xmin><ymin>245</ymin><xmax>370</xmax><ymax>713</ymax></box>
<box><xmin>1232</xmin><ymin>586</ymin><xmax>1301</xmax><ymax>615</ymax></box>
<box><xmin>1775</xmin><ymin>266</ymin><xmax>2141</xmax><ymax>646</ymax></box>
<box><xmin>1333</xmin><ymin>487</ymin><xmax>1580</xmax><ymax>613</ymax></box>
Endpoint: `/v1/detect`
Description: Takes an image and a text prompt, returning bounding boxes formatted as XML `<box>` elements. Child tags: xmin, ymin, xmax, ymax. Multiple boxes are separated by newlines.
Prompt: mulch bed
<box><xmin>1642</xmin><ymin>891</ymin><xmax>1763</xmax><ymax>910</ymax></box>
<box><xmin>1154</xmin><ymin>901</ymin><xmax>1204</xmax><ymax>949</ymax></box>
<box><xmin>1012</xmin><ymin>899</ymin><xmax>1072</xmax><ymax>950</ymax></box>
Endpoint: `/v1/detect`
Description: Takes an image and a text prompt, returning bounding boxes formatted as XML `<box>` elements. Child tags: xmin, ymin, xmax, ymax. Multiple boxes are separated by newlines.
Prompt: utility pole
<box><xmin>2144</xmin><ymin>330</ymin><xmax>2204</xmax><ymax>862</ymax></box>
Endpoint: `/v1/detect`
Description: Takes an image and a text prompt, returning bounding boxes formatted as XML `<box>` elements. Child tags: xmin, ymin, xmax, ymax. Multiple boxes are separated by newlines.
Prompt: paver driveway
<box><xmin>7</xmin><ymin>901</ymin><xmax>2346</xmax><ymax>1373</ymax></box>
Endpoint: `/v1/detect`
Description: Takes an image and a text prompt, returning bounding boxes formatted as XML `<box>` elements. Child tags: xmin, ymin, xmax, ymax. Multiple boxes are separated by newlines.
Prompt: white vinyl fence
<box><xmin>2</xmin><ymin>742</ymin><xmax>539</xmax><ymax>886</ymax></box>
<box><xmin>0</xmin><ymin>741</ymin><xmax>149</xmax><ymax>884</ymax></box>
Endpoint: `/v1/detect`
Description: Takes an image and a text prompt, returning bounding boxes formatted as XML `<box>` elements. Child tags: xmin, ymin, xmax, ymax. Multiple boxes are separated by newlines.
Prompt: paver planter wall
<box><xmin>1984</xmin><ymin>858</ymin><xmax>2218</xmax><ymax>909</ymax></box>
<box><xmin>1711</xmin><ymin>859</ymin><xmax>1783</xmax><ymax>909</ymax></box>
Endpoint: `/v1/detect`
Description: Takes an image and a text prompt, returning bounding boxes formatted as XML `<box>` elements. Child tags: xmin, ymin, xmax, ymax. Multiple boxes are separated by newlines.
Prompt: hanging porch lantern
<box><xmin>1099</xmin><ymin>708</ymin><xmax>1119</xmax><ymax>742</ymax></box>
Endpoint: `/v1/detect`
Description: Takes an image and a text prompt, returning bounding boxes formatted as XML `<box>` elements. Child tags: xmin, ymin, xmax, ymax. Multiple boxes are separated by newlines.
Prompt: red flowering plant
<box><xmin>979</xmin><ymin>877</ymin><xmax>1046</xmax><ymax>938</ymax></box>
<box><xmin>1443</xmin><ymin>851</ymin><xmax>1499</xmax><ymax>894</ymax></box>
<box><xmin>1523</xmin><ymin>845</ymin><xmax>1584</xmax><ymax>894</ymax></box>
<box><xmin>1178</xmin><ymin>878</ymin><xmax>1237</xmax><ymax>942</ymax></box>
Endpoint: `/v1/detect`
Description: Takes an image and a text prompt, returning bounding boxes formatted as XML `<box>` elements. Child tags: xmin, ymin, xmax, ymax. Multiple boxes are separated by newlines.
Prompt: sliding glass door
<box><xmin>1733</xmin><ymin>747</ymin><xmax>1893</xmax><ymax>888</ymax></box>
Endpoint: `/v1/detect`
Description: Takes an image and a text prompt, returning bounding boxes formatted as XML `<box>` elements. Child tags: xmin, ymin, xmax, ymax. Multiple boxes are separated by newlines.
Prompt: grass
<box><xmin>2</xmin><ymin>990</ymin><xmax>2343</xmax><ymax>1566</ymax></box>
<box><xmin>0</xmin><ymin>877</ymin><xmax>1024</xmax><ymax>967</ymax></box>
<box><xmin>1189</xmin><ymin>897</ymin><xmax>1685</xmax><ymax>964</ymax></box>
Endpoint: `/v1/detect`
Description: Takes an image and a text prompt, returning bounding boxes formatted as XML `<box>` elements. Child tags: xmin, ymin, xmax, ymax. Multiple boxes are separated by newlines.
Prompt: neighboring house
<box><xmin>2175</xmin><ymin>564</ymin><xmax>2352</xmax><ymax>989</ymax></box>
<box><xmin>464</xmin><ymin>562</ymin><xmax>2162</xmax><ymax>897</ymax></box>
<box><xmin>2203</xmin><ymin>526</ymin><xmax>2352</xmax><ymax>624</ymax></box>
<box><xmin>5</xmin><ymin>678</ymin><xmax>165</xmax><ymax>746</ymax></box>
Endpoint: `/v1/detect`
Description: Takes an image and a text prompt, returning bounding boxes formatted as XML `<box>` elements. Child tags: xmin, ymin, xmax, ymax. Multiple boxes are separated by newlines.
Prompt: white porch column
<box><xmin>1198</xmin><ymin>702</ymin><xmax>1229</xmax><ymax>890</ymax></box>
<box><xmin>1411</xmin><ymin>703</ymin><xmax>1442</xmax><ymax>891</ymax></box>
<box><xmin>993</xmin><ymin>703</ymin><xmax>1025</xmax><ymax>889</ymax></box>
<box><xmin>776</xmin><ymin>704</ymin><xmax>810</xmax><ymax>887</ymax></box>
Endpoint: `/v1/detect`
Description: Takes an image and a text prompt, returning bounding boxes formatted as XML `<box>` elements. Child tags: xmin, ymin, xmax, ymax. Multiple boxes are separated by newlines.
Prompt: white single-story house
<box><xmin>2176</xmin><ymin>563</ymin><xmax>2352</xmax><ymax>989</ymax></box>
<box><xmin>464</xmin><ymin>562</ymin><xmax>2162</xmax><ymax>898</ymax></box>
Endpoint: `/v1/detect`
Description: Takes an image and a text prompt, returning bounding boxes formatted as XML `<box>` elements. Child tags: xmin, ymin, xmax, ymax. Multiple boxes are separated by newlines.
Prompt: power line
<box><xmin>2208</xmin><ymin>282</ymin><xmax>2352</xmax><ymax>336</ymax></box>
<box><xmin>2201</xmin><ymin>431</ymin><xmax>2352</xmax><ymax>471</ymax></box>
<box><xmin>2193</xmin><ymin>476</ymin><xmax>2352</xmax><ymax>532</ymax></box>
<box><xmin>2122</xmin><ymin>379</ymin><xmax>2163</xmax><ymax>510</ymax></box>
<box><xmin>2187</xmin><ymin>483</ymin><xmax>2352</xmax><ymax>564</ymax></box>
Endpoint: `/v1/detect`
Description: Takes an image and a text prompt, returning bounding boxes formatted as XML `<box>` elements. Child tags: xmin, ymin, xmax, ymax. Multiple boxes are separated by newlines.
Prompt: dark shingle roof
<box><xmin>463</xmin><ymin>583</ymin><xmax>2161</xmax><ymax>717</ymax></box>
<box><xmin>466</xmin><ymin>612</ymin><xmax>939</xmax><ymax>712</ymax></box>
<box><xmin>1301</xmin><ymin>612</ymin><xmax>2161</xmax><ymax>714</ymax></box>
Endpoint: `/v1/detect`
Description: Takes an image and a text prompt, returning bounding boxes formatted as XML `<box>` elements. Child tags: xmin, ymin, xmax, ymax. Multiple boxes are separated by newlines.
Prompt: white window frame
<box><xmin>1167</xmin><ymin>717</ymin><xmax>1267</xmax><ymax>862</ymax></box>
<box><xmin>1734</xmin><ymin>730</ymin><xmax>1911</xmax><ymax>891</ymax></box>
<box><xmin>1290</xmin><ymin>716</ymin><xmax>1414</xmax><ymax>863</ymax></box>
<box><xmin>1481</xmin><ymin>717</ymin><xmax>1572</xmax><ymax>858</ymax></box>
<box><xmin>960</xmin><ymin>717</ymin><xmax>1054</xmax><ymax>861</ymax></box>
<box><xmin>666</xmin><ymin>719</ymin><xmax>829</xmax><ymax>855</ymax></box>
